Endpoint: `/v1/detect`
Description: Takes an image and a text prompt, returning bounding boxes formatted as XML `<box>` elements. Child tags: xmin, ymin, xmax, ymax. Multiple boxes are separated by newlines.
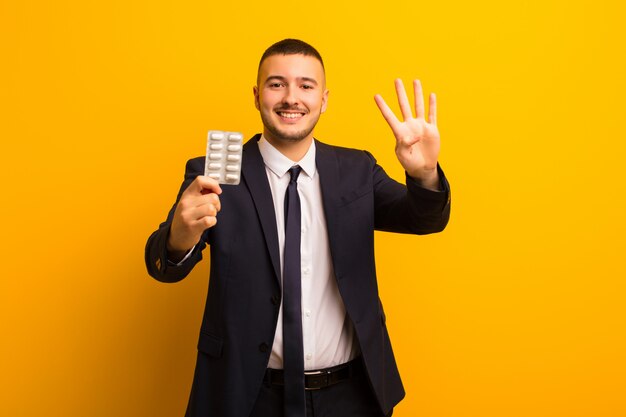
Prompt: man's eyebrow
<box><xmin>265</xmin><ymin>75</ymin><xmax>287</xmax><ymax>83</ymax></box>
<box><xmin>299</xmin><ymin>77</ymin><xmax>319</xmax><ymax>85</ymax></box>
<box><xmin>265</xmin><ymin>75</ymin><xmax>319</xmax><ymax>85</ymax></box>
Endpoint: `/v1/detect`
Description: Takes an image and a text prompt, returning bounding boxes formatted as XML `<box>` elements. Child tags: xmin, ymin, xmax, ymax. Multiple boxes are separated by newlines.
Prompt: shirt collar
<box><xmin>258</xmin><ymin>135</ymin><xmax>317</xmax><ymax>179</ymax></box>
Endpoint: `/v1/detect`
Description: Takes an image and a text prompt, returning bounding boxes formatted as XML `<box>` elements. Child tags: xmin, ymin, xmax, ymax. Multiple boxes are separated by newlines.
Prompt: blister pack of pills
<box><xmin>204</xmin><ymin>130</ymin><xmax>243</xmax><ymax>185</ymax></box>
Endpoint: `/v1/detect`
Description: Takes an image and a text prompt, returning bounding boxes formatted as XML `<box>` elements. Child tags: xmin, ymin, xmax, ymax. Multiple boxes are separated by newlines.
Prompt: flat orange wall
<box><xmin>2</xmin><ymin>1</ymin><xmax>625</xmax><ymax>416</ymax></box>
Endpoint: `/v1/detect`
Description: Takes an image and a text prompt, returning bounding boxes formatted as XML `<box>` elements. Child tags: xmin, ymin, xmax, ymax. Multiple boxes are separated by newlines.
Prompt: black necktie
<box><xmin>282</xmin><ymin>166</ymin><xmax>305</xmax><ymax>417</ymax></box>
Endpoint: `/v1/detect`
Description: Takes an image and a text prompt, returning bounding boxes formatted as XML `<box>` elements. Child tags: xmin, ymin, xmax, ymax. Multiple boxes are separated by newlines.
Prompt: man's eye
<box><xmin>270</xmin><ymin>83</ymin><xmax>284</xmax><ymax>88</ymax></box>
<box><xmin>302</xmin><ymin>84</ymin><xmax>313</xmax><ymax>90</ymax></box>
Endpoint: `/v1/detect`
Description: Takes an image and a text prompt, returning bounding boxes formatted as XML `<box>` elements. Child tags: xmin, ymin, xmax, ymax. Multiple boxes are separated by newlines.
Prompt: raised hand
<box><xmin>167</xmin><ymin>176</ymin><xmax>222</xmax><ymax>260</ymax></box>
<box><xmin>375</xmin><ymin>79</ymin><xmax>440</xmax><ymax>190</ymax></box>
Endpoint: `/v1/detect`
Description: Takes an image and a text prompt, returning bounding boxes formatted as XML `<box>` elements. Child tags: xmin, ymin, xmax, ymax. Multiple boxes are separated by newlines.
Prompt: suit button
<box><xmin>270</xmin><ymin>295</ymin><xmax>280</xmax><ymax>305</ymax></box>
<box><xmin>259</xmin><ymin>343</ymin><xmax>269</xmax><ymax>353</ymax></box>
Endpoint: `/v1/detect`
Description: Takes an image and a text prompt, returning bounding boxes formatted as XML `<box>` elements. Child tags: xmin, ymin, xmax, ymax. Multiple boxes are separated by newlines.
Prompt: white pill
<box><xmin>227</xmin><ymin>144</ymin><xmax>241</xmax><ymax>152</ymax></box>
<box><xmin>227</xmin><ymin>155</ymin><xmax>240</xmax><ymax>162</ymax></box>
<box><xmin>211</xmin><ymin>132</ymin><xmax>224</xmax><ymax>140</ymax></box>
<box><xmin>228</xmin><ymin>133</ymin><xmax>243</xmax><ymax>141</ymax></box>
<box><xmin>226</xmin><ymin>164</ymin><xmax>239</xmax><ymax>172</ymax></box>
<box><xmin>209</xmin><ymin>153</ymin><xmax>223</xmax><ymax>160</ymax></box>
<box><xmin>226</xmin><ymin>174</ymin><xmax>239</xmax><ymax>181</ymax></box>
<box><xmin>210</xmin><ymin>143</ymin><xmax>223</xmax><ymax>150</ymax></box>
<box><xmin>208</xmin><ymin>162</ymin><xmax>222</xmax><ymax>170</ymax></box>
<box><xmin>208</xmin><ymin>173</ymin><xmax>221</xmax><ymax>179</ymax></box>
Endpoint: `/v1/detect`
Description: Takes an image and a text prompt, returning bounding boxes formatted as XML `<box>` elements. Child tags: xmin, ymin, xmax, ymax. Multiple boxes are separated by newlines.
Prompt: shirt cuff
<box><xmin>167</xmin><ymin>245</ymin><xmax>197</xmax><ymax>266</ymax></box>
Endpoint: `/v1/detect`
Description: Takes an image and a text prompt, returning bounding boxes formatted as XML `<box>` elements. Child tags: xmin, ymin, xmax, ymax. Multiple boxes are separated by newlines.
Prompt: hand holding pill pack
<box><xmin>204</xmin><ymin>130</ymin><xmax>243</xmax><ymax>185</ymax></box>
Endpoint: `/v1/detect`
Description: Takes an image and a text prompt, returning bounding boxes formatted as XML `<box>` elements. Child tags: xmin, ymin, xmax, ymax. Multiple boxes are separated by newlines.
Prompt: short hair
<box><xmin>257</xmin><ymin>39</ymin><xmax>325</xmax><ymax>80</ymax></box>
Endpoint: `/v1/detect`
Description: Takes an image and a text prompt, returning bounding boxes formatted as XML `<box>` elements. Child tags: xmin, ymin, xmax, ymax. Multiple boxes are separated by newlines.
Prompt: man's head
<box><xmin>257</xmin><ymin>39</ymin><xmax>325</xmax><ymax>85</ymax></box>
<box><xmin>254</xmin><ymin>39</ymin><xmax>328</xmax><ymax>147</ymax></box>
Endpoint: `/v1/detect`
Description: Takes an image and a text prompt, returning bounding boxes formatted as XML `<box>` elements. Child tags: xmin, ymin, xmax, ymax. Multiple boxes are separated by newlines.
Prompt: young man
<box><xmin>146</xmin><ymin>39</ymin><xmax>451</xmax><ymax>417</ymax></box>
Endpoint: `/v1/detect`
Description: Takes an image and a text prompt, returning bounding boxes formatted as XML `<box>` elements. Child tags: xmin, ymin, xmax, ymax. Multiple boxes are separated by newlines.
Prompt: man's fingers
<box><xmin>395</xmin><ymin>79</ymin><xmax>413</xmax><ymax>121</ymax></box>
<box><xmin>194</xmin><ymin>203</ymin><xmax>220</xmax><ymax>219</ymax></box>
<box><xmin>188</xmin><ymin>175</ymin><xmax>223</xmax><ymax>196</ymax></box>
<box><xmin>374</xmin><ymin>94</ymin><xmax>399</xmax><ymax>129</ymax></box>
<box><xmin>184</xmin><ymin>215</ymin><xmax>217</xmax><ymax>233</ymax></box>
<box><xmin>413</xmin><ymin>80</ymin><xmax>425</xmax><ymax>119</ymax></box>
<box><xmin>428</xmin><ymin>92</ymin><xmax>437</xmax><ymax>125</ymax></box>
<box><xmin>182</xmin><ymin>194</ymin><xmax>221</xmax><ymax>217</ymax></box>
<box><xmin>169</xmin><ymin>178</ymin><xmax>222</xmax><ymax>251</ymax></box>
<box><xmin>180</xmin><ymin>202</ymin><xmax>220</xmax><ymax>227</ymax></box>
<box><xmin>198</xmin><ymin>193</ymin><xmax>221</xmax><ymax>214</ymax></box>
<box><xmin>197</xmin><ymin>215</ymin><xmax>217</xmax><ymax>229</ymax></box>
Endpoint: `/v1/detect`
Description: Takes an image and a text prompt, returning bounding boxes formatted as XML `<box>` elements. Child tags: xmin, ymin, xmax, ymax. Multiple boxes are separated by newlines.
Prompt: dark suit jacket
<box><xmin>145</xmin><ymin>135</ymin><xmax>451</xmax><ymax>417</ymax></box>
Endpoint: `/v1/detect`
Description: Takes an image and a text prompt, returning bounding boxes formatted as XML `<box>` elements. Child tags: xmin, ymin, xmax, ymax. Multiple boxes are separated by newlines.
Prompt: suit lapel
<box><xmin>315</xmin><ymin>140</ymin><xmax>344</xmax><ymax>279</ymax></box>
<box><xmin>242</xmin><ymin>135</ymin><xmax>281</xmax><ymax>283</ymax></box>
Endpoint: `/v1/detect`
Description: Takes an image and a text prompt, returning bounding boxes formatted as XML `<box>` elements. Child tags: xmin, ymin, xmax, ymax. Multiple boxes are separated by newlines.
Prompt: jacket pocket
<box><xmin>339</xmin><ymin>185</ymin><xmax>372</xmax><ymax>207</ymax></box>
<box><xmin>198</xmin><ymin>331</ymin><xmax>223</xmax><ymax>358</ymax></box>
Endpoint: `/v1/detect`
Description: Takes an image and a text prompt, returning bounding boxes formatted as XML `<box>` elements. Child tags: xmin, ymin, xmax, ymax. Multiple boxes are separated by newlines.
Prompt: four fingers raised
<box><xmin>375</xmin><ymin>79</ymin><xmax>437</xmax><ymax>126</ymax></box>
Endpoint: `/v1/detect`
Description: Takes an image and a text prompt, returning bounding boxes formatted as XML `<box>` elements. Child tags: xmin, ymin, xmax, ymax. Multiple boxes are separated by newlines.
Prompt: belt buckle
<box><xmin>304</xmin><ymin>369</ymin><xmax>331</xmax><ymax>391</ymax></box>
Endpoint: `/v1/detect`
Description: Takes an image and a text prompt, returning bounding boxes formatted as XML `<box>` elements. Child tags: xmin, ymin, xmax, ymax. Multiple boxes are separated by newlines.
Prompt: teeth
<box><xmin>278</xmin><ymin>112</ymin><xmax>303</xmax><ymax>119</ymax></box>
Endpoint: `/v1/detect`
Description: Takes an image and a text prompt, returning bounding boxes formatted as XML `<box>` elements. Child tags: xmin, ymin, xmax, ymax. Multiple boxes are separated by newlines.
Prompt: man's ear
<box><xmin>321</xmin><ymin>89</ymin><xmax>329</xmax><ymax>113</ymax></box>
<box><xmin>253</xmin><ymin>86</ymin><xmax>260</xmax><ymax>110</ymax></box>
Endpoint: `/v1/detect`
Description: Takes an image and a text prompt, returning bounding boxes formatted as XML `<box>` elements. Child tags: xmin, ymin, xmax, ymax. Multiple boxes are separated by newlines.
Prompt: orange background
<box><xmin>2</xmin><ymin>0</ymin><xmax>625</xmax><ymax>416</ymax></box>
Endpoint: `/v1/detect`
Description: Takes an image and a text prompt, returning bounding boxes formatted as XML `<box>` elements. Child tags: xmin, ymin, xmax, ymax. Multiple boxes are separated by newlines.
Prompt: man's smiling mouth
<box><xmin>277</xmin><ymin>111</ymin><xmax>305</xmax><ymax>119</ymax></box>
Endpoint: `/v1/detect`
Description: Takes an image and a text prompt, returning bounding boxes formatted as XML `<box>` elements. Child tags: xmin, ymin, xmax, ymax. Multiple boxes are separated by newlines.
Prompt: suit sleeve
<box><xmin>369</xmin><ymin>151</ymin><xmax>451</xmax><ymax>234</ymax></box>
<box><xmin>145</xmin><ymin>157</ymin><xmax>209</xmax><ymax>283</ymax></box>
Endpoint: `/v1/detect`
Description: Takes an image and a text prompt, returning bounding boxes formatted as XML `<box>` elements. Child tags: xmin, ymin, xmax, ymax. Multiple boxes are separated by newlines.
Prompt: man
<box><xmin>146</xmin><ymin>39</ymin><xmax>450</xmax><ymax>417</ymax></box>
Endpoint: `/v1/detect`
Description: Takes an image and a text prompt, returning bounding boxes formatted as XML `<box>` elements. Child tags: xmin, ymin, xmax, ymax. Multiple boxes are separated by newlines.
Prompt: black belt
<box><xmin>264</xmin><ymin>358</ymin><xmax>363</xmax><ymax>390</ymax></box>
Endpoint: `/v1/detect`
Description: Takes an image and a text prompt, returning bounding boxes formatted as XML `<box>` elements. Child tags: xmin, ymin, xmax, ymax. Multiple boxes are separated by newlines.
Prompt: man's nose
<box><xmin>282</xmin><ymin>86</ymin><xmax>299</xmax><ymax>106</ymax></box>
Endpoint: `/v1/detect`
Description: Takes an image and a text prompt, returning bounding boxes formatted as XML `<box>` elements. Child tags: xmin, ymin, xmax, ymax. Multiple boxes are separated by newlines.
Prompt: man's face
<box><xmin>254</xmin><ymin>54</ymin><xmax>328</xmax><ymax>145</ymax></box>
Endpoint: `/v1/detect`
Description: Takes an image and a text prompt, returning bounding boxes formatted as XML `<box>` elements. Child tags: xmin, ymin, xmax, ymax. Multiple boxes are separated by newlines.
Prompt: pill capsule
<box><xmin>209</xmin><ymin>153</ymin><xmax>223</xmax><ymax>160</ymax></box>
<box><xmin>226</xmin><ymin>174</ymin><xmax>239</xmax><ymax>181</ymax></box>
<box><xmin>227</xmin><ymin>155</ymin><xmax>240</xmax><ymax>162</ymax></box>
<box><xmin>227</xmin><ymin>145</ymin><xmax>241</xmax><ymax>152</ymax></box>
<box><xmin>208</xmin><ymin>162</ymin><xmax>222</xmax><ymax>170</ymax></box>
<box><xmin>211</xmin><ymin>132</ymin><xmax>224</xmax><ymax>140</ymax></box>
<box><xmin>228</xmin><ymin>133</ymin><xmax>243</xmax><ymax>141</ymax></box>
<box><xmin>210</xmin><ymin>143</ymin><xmax>223</xmax><ymax>150</ymax></box>
<box><xmin>208</xmin><ymin>173</ymin><xmax>221</xmax><ymax>180</ymax></box>
<box><xmin>226</xmin><ymin>164</ymin><xmax>239</xmax><ymax>172</ymax></box>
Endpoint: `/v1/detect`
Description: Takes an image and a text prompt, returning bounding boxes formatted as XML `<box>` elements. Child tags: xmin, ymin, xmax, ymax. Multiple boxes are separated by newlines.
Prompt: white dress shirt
<box><xmin>258</xmin><ymin>137</ymin><xmax>357</xmax><ymax>370</ymax></box>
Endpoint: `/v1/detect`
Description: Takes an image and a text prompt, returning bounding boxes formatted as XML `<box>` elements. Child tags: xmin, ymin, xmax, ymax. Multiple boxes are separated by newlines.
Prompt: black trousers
<box><xmin>249</xmin><ymin>360</ymin><xmax>392</xmax><ymax>417</ymax></box>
